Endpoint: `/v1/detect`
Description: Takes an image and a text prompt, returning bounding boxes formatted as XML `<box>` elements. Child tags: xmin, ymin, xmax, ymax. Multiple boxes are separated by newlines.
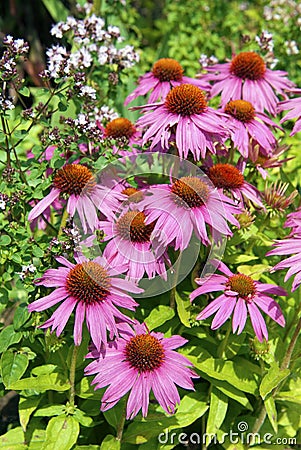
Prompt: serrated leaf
<box><xmin>41</xmin><ymin>415</ymin><xmax>79</xmax><ymax>450</ymax></box>
<box><xmin>0</xmin><ymin>325</ymin><xmax>23</xmax><ymax>353</ymax></box>
<box><xmin>260</xmin><ymin>364</ymin><xmax>290</xmax><ymax>400</ymax></box>
<box><xmin>1</xmin><ymin>350</ymin><xmax>29</xmax><ymax>387</ymax></box>
<box><xmin>144</xmin><ymin>305</ymin><xmax>175</xmax><ymax>330</ymax></box>
<box><xmin>19</xmin><ymin>396</ymin><xmax>41</xmax><ymax>432</ymax></box>
<box><xmin>175</xmin><ymin>291</ymin><xmax>191</xmax><ymax>327</ymax></box>
<box><xmin>206</xmin><ymin>387</ymin><xmax>228</xmax><ymax>443</ymax></box>
<box><xmin>10</xmin><ymin>372</ymin><xmax>70</xmax><ymax>392</ymax></box>
<box><xmin>100</xmin><ymin>435</ymin><xmax>120</xmax><ymax>450</ymax></box>
<box><xmin>264</xmin><ymin>395</ymin><xmax>278</xmax><ymax>433</ymax></box>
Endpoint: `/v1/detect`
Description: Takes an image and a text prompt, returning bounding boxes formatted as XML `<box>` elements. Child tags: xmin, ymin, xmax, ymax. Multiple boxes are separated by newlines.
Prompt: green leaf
<box><xmin>76</xmin><ymin>377</ymin><xmax>103</xmax><ymax>399</ymax></box>
<box><xmin>123</xmin><ymin>392</ymin><xmax>208</xmax><ymax>444</ymax></box>
<box><xmin>0</xmin><ymin>325</ymin><xmax>23</xmax><ymax>353</ymax></box>
<box><xmin>35</xmin><ymin>405</ymin><xmax>65</xmax><ymax>417</ymax></box>
<box><xmin>0</xmin><ymin>426</ymin><xmax>26</xmax><ymax>449</ymax></box>
<box><xmin>0</xmin><ymin>235</ymin><xmax>11</xmax><ymax>246</ymax></box>
<box><xmin>41</xmin><ymin>415</ymin><xmax>79</xmax><ymax>450</ymax></box>
<box><xmin>100</xmin><ymin>435</ymin><xmax>120</xmax><ymax>450</ymax></box>
<box><xmin>175</xmin><ymin>291</ymin><xmax>191</xmax><ymax>327</ymax></box>
<box><xmin>103</xmin><ymin>397</ymin><xmax>126</xmax><ymax>431</ymax></box>
<box><xmin>259</xmin><ymin>364</ymin><xmax>290</xmax><ymax>400</ymax></box>
<box><xmin>10</xmin><ymin>372</ymin><xmax>70</xmax><ymax>392</ymax></box>
<box><xmin>186</xmin><ymin>348</ymin><xmax>259</xmax><ymax>395</ymax></box>
<box><xmin>19</xmin><ymin>86</ymin><xmax>30</xmax><ymax>97</ymax></box>
<box><xmin>144</xmin><ymin>305</ymin><xmax>175</xmax><ymax>330</ymax></box>
<box><xmin>32</xmin><ymin>246</ymin><xmax>44</xmax><ymax>257</ymax></box>
<box><xmin>1</xmin><ymin>350</ymin><xmax>29</xmax><ymax>387</ymax></box>
<box><xmin>19</xmin><ymin>396</ymin><xmax>40</xmax><ymax>432</ymax></box>
<box><xmin>73</xmin><ymin>408</ymin><xmax>94</xmax><ymax>427</ymax></box>
<box><xmin>13</xmin><ymin>303</ymin><xmax>31</xmax><ymax>330</ymax></box>
<box><xmin>276</xmin><ymin>391</ymin><xmax>301</xmax><ymax>405</ymax></box>
<box><xmin>206</xmin><ymin>387</ymin><xmax>228</xmax><ymax>443</ymax></box>
<box><xmin>41</xmin><ymin>0</ymin><xmax>68</xmax><ymax>22</ymax></box>
<box><xmin>264</xmin><ymin>395</ymin><xmax>278</xmax><ymax>433</ymax></box>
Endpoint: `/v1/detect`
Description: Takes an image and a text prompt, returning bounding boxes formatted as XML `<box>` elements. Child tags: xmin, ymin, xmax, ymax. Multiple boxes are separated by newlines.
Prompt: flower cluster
<box><xmin>26</xmin><ymin>37</ymin><xmax>300</xmax><ymax>422</ymax></box>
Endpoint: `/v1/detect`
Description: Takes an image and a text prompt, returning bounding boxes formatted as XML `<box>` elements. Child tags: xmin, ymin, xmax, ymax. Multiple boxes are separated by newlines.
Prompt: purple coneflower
<box><xmin>85</xmin><ymin>321</ymin><xmax>198</xmax><ymax>419</ymax></box>
<box><xmin>135</xmin><ymin>83</ymin><xmax>228</xmax><ymax>160</ymax></box>
<box><xmin>203</xmin><ymin>51</ymin><xmax>294</xmax><ymax>115</ymax></box>
<box><xmin>28</xmin><ymin>255</ymin><xmax>142</xmax><ymax>350</ymax></box>
<box><xmin>206</xmin><ymin>163</ymin><xmax>264</xmax><ymax>208</ymax></box>
<box><xmin>99</xmin><ymin>209</ymin><xmax>169</xmax><ymax>281</ymax></box>
<box><xmin>28</xmin><ymin>164</ymin><xmax>122</xmax><ymax>233</ymax></box>
<box><xmin>140</xmin><ymin>176</ymin><xmax>240</xmax><ymax>251</ymax></box>
<box><xmin>101</xmin><ymin>117</ymin><xmax>142</xmax><ymax>153</ymax></box>
<box><xmin>124</xmin><ymin>57</ymin><xmax>210</xmax><ymax>105</ymax></box>
<box><xmin>278</xmin><ymin>90</ymin><xmax>301</xmax><ymax>135</ymax></box>
<box><xmin>190</xmin><ymin>261</ymin><xmax>286</xmax><ymax>342</ymax></box>
<box><xmin>246</xmin><ymin>143</ymin><xmax>292</xmax><ymax>180</ymax></box>
<box><xmin>222</xmin><ymin>99</ymin><xmax>281</xmax><ymax>158</ymax></box>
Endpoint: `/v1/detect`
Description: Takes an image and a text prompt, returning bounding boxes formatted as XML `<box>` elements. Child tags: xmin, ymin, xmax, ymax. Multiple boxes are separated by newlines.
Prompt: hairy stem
<box><xmin>69</xmin><ymin>345</ymin><xmax>79</xmax><ymax>408</ymax></box>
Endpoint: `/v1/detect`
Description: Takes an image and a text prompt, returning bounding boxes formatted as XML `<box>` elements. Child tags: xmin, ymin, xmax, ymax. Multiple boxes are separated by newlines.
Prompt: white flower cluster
<box><xmin>17</xmin><ymin>264</ymin><xmax>37</xmax><ymax>280</ymax></box>
<box><xmin>255</xmin><ymin>30</ymin><xmax>274</xmax><ymax>53</ymax></box>
<box><xmin>199</xmin><ymin>54</ymin><xmax>218</xmax><ymax>69</ymax></box>
<box><xmin>264</xmin><ymin>0</ymin><xmax>301</xmax><ymax>26</ymax></box>
<box><xmin>94</xmin><ymin>105</ymin><xmax>119</xmax><ymax>122</ymax></box>
<box><xmin>0</xmin><ymin>96</ymin><xmax>15</xmax><ymax>111</ymax></box>
<box><xmin>285</xmin><ymin>40</ymin><xmax>299</xmax><ymax>55</ymax></box>
<box><xmin>47</xmin><ymin>12</ymin><xmax>139</xmax><ymax>79</ymax></box>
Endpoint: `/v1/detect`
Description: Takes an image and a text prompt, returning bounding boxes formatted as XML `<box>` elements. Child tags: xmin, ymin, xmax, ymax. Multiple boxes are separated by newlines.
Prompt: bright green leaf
<box><xmin>10</xmin><ymin>372</ymin><xmax>70</xmax><ymax>392</ymax></box>
<box><xmin>42</xmin><ymin>415</ymin><xmax>79</xmax><ymax>450</ymax></box>
<box><xmin>175</xmin><ymin>291</ymin><xmax>191</xmax><ymax>327</ymax></box>
<box><xmin>260</xmin><ymin>364</ymin><xmax>290</xmax><ymax>400</ymax></box>
<box><xmin>41</xmin><ymin>0</ymin><xmax>68</xmax><ymax>22</ymax></box>
<box><xmin>206</xmin><ymin>387</ymin><xmax>228</xmax><ymax>444</ymax></box>
<box><xmin>34</xmin><ymin>405</ymin><xmax>65</xmax><ymax>417</ymax></box>
<box><xmin>144</xmin><ymin>305</ymin><xmax>175</xmax><ymax>330</ymax></box>
<box><xmin>0</xmin><ymin>235</ymin><xmax>11</xmax><ymax>246</ymax></box>
<box><xmin>264</xmin><ymin>395</ymin><xmax>278</xmax><ymax>433</ymax></box>
<box><xmin>19</xmin><ymin>396</ymin><xmax>41</xmax><ymax>432</ymax></box>
<box><xmin>19</xmin><ymin>86</ymin><xmax>30</xmax><ymax>97</ymax></box>
<box><xmin>0</xmin><ymin>426</ymin><xmax>26</xmax><ymax>449</ymax></box>
<box><xmin>100</xmin><ymin>435</ymin><xmax>120</xmax><ymax>450</ymax></box>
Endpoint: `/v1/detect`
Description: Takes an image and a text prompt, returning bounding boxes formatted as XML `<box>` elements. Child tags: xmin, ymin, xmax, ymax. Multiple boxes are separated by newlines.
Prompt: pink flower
<box><xmin>190</xmin><ymin>261</ymin><xmax>286</xmax><ymax>342</ymax></box>
<box><xmin>206</xmin><ymin>163</ymin><xmax>264</xmax><ymax>208</ymax></box>
<box><xmin>85</xmin><ymin>321</ymin><xmax>198</xmax><ymax>419</ymax></box>
<box><xmin>100</xmin><ymin>117</ymin><xmax>142</xmax><ymax>153</ymax></box>
<box><xmin>124</xmin><ymin>57</ymin><xmax>210</xmax><ymax>105</ymax></box>
<box><xmin>28</xmin><ymin>164</ymin><xmax>122</xmax><ymax>233</ymax></box>
<box><xmin>28</xmin><ymin>255</ymin><xmax>142</xmax><ymax>350</ymax></box>
<box><xmin>203</xmin><ymin>51</ymin><xmax>294</xmax><ymax>115</ymax></box>
<box><xmin>278</xmin><ymin>90</ymin><xmax>301</xmax><ymax>135</ymax></box>
<box><xmin>99</xmin><ymin>209</ymin><xmax>169</xmax><ymax>281</ymax></box>
<box><xmin>222</xmin><ymin>99</ymin><xmax>281</xmax><ymax>158</ymax></box>
<box><xmin>140</xmin><ymin>176</ymin><xmax>240</xmax><ymax>251</ymax></box>
<box><xmin>134</xmin><ymin>83</ymin><xmax>228</xmax><ymax>160</ymax></box>
<box><xmin>245</xmin><ymin>143</ymin><xmax>293</xmax><ymax>180</ymax></box>
<box><xmin>267</xmin><ymin>210</ymin><xmax>301</xmax><ymax>290</ymax></box>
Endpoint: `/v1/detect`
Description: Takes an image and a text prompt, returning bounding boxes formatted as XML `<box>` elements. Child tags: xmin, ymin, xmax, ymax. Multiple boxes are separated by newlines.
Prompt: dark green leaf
<box><xmin>1</xmin><ymin>350</ymin><xmax>29</xmax><ymax>387</ymax></box>
<box><xmin>0</xmin><ymin>325</ymin><xmax>23</xmax><ymax>353</ymax></box>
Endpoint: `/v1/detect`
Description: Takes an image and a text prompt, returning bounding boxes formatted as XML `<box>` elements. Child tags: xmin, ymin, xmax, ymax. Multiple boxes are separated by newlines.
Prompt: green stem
<box><xmin>169</xmin><ymin>251</ymin><xmax>182</xmax><ymax>309</ymax></box>
<box><xmin>69</xmin><ymin>345</ymin><xmax>79</xmax><ymax>408</ymax></box>
<box><xmin>116</xmin><ymin>405</ymin><xmax>126</xmax><ymax>441</ymax></box>
<box><xmin>58</xmin><ymin>208</ymin><xmax>69</xmax><ymax>237</ymax></box>
<box><xmin>217</xmin><ymin>321</ymin><xmax>231</xmax><ymax>358</ymax></box>
<box><xmin>1</xmin><ymin>115</ymin><xmax>11</xmax><ymax>167</ymax></box>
